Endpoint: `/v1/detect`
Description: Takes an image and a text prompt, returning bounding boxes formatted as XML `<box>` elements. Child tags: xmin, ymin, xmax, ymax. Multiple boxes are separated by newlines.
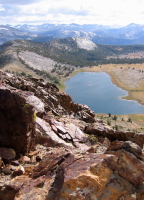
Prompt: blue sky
<box><xmin>0</xmin><ymin>0</ymin><xmax>143</xmax><ymax>26</ymax></box>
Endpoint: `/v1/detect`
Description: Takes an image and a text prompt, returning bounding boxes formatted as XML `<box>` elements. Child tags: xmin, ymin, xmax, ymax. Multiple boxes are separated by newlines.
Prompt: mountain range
<box><xmin>0</xmin><ymin>23</ymin><xmax>144</xmax><ymax>45</ymax></box>
<box><xmin>0</xmin><ymin>25</ymin><xmax>38</xmax><ymax>45</ymax></box>
<box><xmin>14</xmin><ymin>23</ymin><xmax>144</xmax><ymax>45</ymax></box>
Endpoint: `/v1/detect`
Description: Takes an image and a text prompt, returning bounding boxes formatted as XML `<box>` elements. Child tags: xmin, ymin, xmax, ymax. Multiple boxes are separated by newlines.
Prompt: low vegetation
<box><xmin>97</xmin><ymin>113</ymin><xmax>144</xmax><ymax>132</ymax></box>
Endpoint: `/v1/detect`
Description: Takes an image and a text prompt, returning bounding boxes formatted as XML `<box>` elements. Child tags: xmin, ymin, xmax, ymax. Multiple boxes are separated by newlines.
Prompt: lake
<box><xmin>65</xmin><ymin>72</ymin><xmax>144</xmax><ymax>115</ymax></box>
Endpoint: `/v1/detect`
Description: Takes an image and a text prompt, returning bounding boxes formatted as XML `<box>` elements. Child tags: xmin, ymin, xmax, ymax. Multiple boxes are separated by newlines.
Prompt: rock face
<box><xmin>0</xmin><ymin>86</ymin><xmax>35</xmax><ymax>153</ymax></box>
<box><xmin>85</xmin><ymin>122</ymin><xmax>144</xmax><ymax>148</ymax></box>
<box><xmin>0</xmin><ymin>71</ymin><xmax>144</xmax><ymax>200</ymax></box>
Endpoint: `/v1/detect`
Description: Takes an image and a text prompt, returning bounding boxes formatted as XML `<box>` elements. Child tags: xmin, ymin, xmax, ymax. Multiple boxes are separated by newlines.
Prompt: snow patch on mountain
<box><xmin>73</xmin><ymin>37</ymin><xmax>97</xmax><ymax>51</ymax></box>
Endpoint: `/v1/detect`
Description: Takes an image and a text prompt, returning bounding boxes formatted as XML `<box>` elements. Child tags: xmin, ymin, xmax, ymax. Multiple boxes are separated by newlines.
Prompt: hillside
<box><xmin>1</xmin><ymin>37</ymin><xmax>144</xmax><ymax>75</ymax></box>
<box><xmin>0</xmin><ymin>40</ymin><xmax>76</xmax><ymax>84</ymax></box>
<box><xmin>0</xmin><ymin>71</ymin><xmax>144</xmax><ymax>199</ymax></box>
<box><xmin>46</xmin><ymin>37</ymin><xmax>144</xmax><ymax>66</ymax></box>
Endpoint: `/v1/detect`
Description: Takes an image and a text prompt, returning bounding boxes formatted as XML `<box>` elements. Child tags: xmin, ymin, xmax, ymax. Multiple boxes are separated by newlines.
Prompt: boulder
<box><xmin>0</xmin><ymin>87</ymin><xmax>35</xmax><ymax>153</ymax></box>
<box><xmin>106</xmin><ymin>150</ymin><xmax>144</xmax><ymax>188</ymax></box>
<box><xmin>19</xmin><ymin>156</ymin><xmax>31</xmax><ymax>164</ymax></box>
<box><xmin>2</xmin><ymin>166</ymin><xmax>12</xmax><ymax>175</ymax></box>
<box><xmin>12</xmin><ymin>166</ymin><xmax>25</xmax><ymax>177</ymax></box>
<box><xmin>107</xmin><ymin>141</ymin><xmax>144</xmax><ymax>161</ymax></box>
<box><xmin>0</xmin><ymin>147</ymin><xmax>16</xmax><ymax>160</ymax></box>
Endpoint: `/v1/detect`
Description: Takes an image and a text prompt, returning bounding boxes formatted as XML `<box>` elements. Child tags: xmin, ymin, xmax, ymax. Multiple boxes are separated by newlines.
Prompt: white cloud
<box><xmin>0</xmin><ymin>0</ymin><xmax>144</xmax><ymax>25</ymax></box>
<box><xmin>0</xmin><ymin>7</ymin><xmax>5</xmax><ymax>11</ymax></box>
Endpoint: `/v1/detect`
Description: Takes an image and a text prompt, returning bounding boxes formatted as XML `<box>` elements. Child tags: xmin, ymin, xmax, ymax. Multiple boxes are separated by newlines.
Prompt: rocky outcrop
<box><xmin>56</xmin><ymin>92</ymin><xmax>95</xmax><ymax>122</ymax></box>
<box><xmin>106</xmin><ymin>140</ymin><xmax>144</xmax><ymax>161</ymax></box>
<box><xmin>0</xmin><ymin>71</ymin><xmax>94</xmax><ymax>154</ymax></box>
<box><xmin>0</xmin><ymin>71</ymin><xmax>144</xmax><ymax>200</ymax></box>
<box><xmin>0</xmin><ymin>85</ymin><xmax>35</xmax><ymax>153</ymax></box>
<box><xmin>5</xmin><ymin>73</ymin><xmax>95</xmax><ymax>122</ymax></box>
<box><xmin>85</xmin><ymin>122</ymin><xmax>144</xmax><ymax>148</ymax></box>
<box><xmin>1</xmin><ymin>146</ymin><xmax>144</xmax><ymax>200</ymax></box>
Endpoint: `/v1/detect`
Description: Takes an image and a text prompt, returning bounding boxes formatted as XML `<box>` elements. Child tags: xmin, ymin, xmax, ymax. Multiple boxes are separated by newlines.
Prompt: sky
<box><xmin>0</xmin><ymin>0</ymin><xmax>144</xmax><ymax>26</ymax></box>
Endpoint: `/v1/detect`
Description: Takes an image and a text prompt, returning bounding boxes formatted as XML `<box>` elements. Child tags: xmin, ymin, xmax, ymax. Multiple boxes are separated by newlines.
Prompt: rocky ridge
<box><xmin>0</xmin><ymin>71</ymin><xmax>144</xmax><ymax>200</ymax></box>
<box><xmin>72</xmin><ymin>37</ymin><xmax>97</xmax><ymax>51</ymax></box>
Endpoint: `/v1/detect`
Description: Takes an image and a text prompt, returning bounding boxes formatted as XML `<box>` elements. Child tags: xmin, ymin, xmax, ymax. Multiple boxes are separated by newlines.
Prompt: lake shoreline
<box><xmin>60</xmin><ymin>64</ymin><xmax>144</xmax><ymax>106</ymax></box>
<box><xmin>65</xmin><ymin>72</ymin><xmax>144</xmax><ymax>115</ymax></box>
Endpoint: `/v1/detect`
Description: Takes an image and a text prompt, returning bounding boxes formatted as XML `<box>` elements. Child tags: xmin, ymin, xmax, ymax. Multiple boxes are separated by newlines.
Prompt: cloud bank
<box><xmin>0</xmin><ymin>0</ymin><xmax>143</xmax><ymax>26</ymax></box>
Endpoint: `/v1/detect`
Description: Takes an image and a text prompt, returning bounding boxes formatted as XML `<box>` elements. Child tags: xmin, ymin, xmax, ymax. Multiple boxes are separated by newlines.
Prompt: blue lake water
<box><xmin>65</xmin><ymin>72</ymin><xmax>144</xmax><ymax>115</ymax></box>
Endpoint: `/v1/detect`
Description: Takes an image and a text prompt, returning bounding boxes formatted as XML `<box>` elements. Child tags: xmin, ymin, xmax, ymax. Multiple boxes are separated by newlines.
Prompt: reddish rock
<box><xmin>84</xmin><ymin>122</ymin><xmax>114</xmax><ymax>137</ymax></box>
<box><xmin>5</xmin><ymin>148</ymin><xmax>67</xmax><ymax>200</ymax></box>
<box><xmin>0</xmin><ymin>87</ymin><xmax>35</xmax><ymax>153</ymax></box>
<box><xmin>12</xmin><ymin>166</ymin><xmax>25</xmax><ymax>177</ymax></box>
<box><xmin>0</xmin><ymin>72</ymin><xmax>144</xmax><ymax>200</ymax></box>
<box><xmin>0</xmin><ymin>187</ymin><xmax>17</xmax><ymax>200</ymax></box>
<box><xmin>6</xmin><ymin>73</ymin><xmax>95</xmax><ymax>122</ymax></box>
<box><xmin>60</xmin><ymin>153</ymin><xmax>135</xmax><ymax>200</ymax></box>
<box><xmin>0</xmin><ymin>147</ymin><xmax>144</xmax><ymax>199</ymax></box>
<box><xmin>107</xmin><ymin>141</ymin><xmax>144</xmax><ymax>161</ymax></box>
<box><xmin>19</xmin><ymin>156</ymin><xmax>31</xmax><ymax>164</ymax></box>
<box><xmin>36</xmin><ymin>117</ymin><xmax>73</xmax><ymax>149</ymax></box>
<box><xmin>87</xmin><ymin>143</ymin><xmax>107</xmax><ymax>154</ymax></box>
<box><xmin>31</xmin><ymin>148</ymin><xmax>70</xmax><ymax>178</ymax></box>
<box><xmin>56</xmin><ymin>92</ymin><xmax>95</xmax><ymax>122</ymax></box>
<box><xmin>0</xmin><ymin>147</ymin><xmax>16</xmax><ymax>160</ymax></box>
<box><xmin>2</xmin><ymin>166</ymin><xmax>12</xmax><ymax>175</ymax></box>
<box><xmin>10</xmin><ymin>160</ymin><xmax>20</xmax><ymax>166</ymax></box>
<box><xmin>0</xmin><ymin>156</ymin><xmax>3</xmax><ymax>167</ymax></box>
<box><xmin>85</xmin><ymin>123</ymin><xmax>144</xmax><ymax>148</ymax></box>
<box><xmin>106</xmin><ymin>150</ymin><xmax>144</xmax><ymax>188</ymax></box>
<box><xmin>137</xmin><ymin>183</ymin><xmax>144</xmax><ymax>200</ymax></box>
